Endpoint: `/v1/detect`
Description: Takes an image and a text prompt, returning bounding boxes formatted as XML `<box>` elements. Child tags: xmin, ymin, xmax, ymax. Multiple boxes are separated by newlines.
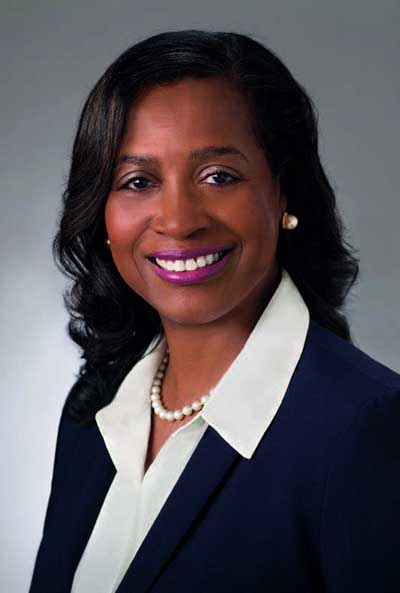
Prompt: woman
<box><xmin>29</xmin><ymin>29</ymin><xmax>400</xmax><ymax>593</ymax></box>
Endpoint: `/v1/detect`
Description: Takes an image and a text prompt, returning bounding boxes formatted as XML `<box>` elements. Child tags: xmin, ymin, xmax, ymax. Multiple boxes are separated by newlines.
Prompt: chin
<box><xmin>154</xmin><ymin>298</ymin><xmax>235</xmax><ymax>327</ymax></box>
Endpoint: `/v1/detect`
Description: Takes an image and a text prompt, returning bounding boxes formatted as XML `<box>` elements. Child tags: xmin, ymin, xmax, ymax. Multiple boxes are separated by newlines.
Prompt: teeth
<box><xmin>155</xmin><ymin>251</ymin><xmax>225</xmax><ymax>272</ymax></box>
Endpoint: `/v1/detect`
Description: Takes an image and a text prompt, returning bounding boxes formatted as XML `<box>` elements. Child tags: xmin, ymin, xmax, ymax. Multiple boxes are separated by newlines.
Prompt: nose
<box><xmin>152</xmin><ymin>182</ymin><xmax>211</xmax><ymax>239</ymax></box>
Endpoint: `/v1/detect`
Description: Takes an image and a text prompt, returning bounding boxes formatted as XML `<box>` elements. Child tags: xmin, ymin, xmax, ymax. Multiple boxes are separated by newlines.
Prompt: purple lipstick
<box><xmin>147</xmin><ymin>246</ymin><xmax>235</xmax><ymax>286</ymax></box>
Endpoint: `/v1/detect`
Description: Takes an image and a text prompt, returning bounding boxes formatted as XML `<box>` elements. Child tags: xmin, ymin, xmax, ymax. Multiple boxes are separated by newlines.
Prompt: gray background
<box><xmin>1</xmin><ymin>1</ymin><xmax>399</xmax><ymax>591</ymax></box>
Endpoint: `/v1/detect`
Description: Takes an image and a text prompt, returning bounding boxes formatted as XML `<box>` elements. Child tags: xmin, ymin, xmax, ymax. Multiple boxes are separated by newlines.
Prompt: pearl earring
<box><xmin>282</xmin><ymin>212</ymin><xmax>298</xmax><ymax>230</ymax></box>
<box><xmin>105</xmin><ymin>238</ymin><xmax>110</xmax><ymax>246</ymax></box>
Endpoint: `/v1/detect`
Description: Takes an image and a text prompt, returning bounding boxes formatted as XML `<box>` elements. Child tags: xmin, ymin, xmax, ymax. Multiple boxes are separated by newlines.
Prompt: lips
<box><xmin>147</xmin><ymin>247</ymin><xmax>235</xmax><ymax>286</ymax></box>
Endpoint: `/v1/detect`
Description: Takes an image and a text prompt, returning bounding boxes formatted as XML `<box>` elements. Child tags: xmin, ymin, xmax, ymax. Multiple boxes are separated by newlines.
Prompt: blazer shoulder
<box><xmin>308</xmin><ymin>319</ymin><xmax>400</xmax><ymax>386</ymax></box>
<box><xmin>296</xmin><ymin>320</ymin><xmax>400</xmax><ymax>421</ymax></box>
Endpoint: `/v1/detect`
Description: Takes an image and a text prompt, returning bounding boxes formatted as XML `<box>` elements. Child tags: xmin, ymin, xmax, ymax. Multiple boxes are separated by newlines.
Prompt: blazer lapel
<box><xmin>116</xmin><ymin>425</ymin><xmax>240</xmax><ymax>592</ymax></box>
<box><xmin>64</xmin><ymin>427</ymin><xmax>116</xmax><ymax>579</ymax></box>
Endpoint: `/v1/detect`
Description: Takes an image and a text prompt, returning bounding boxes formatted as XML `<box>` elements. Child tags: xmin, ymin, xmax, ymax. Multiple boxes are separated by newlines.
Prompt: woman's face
<box><xmin>105</xmin><ymin>76</ymin><xmax>287</xmax><ymax>326</ymax></box>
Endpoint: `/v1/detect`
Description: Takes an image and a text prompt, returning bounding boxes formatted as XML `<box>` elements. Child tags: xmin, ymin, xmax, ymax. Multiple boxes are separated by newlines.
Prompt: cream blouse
<box><xmin>71</xmin><ymin>267</ymin><xmax>310</xmax><ymax>593</ymax></box>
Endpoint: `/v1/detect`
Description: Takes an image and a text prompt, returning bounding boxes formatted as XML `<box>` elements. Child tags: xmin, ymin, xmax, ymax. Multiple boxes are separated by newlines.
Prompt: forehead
<box><xmin>119</xmin><ymin>77</ymin><xmax>256</xmax><ymax>151</ymax></box>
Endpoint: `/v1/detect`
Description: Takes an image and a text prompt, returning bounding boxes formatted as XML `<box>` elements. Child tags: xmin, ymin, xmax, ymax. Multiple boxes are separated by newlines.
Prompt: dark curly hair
<box><xmin>54</xmin><ymin>29</ymin><xmax>359</xmax><ymax>424</ymax></box>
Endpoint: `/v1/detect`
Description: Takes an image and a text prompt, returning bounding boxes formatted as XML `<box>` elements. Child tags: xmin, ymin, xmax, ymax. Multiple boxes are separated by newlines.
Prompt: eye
<box><xmin>120</xmin><ymin>175</ymin><xmax>151</xmax><ymax>191</ymax></box>
<box><xmin>204</xmin><ymin>169</ymin><xmax>239</xmax><ymax>186</ymax></box>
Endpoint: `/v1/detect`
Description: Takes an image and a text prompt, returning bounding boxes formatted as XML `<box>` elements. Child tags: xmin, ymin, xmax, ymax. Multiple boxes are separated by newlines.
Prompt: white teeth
<box><xmin>205</xmin><ymin>254</ymin><xmax>215</xmax><ymax>264</ymax></box>
<box><xmin>155</xmin><ymin>251</ymin><xmax>225</xmax><ymax>272</ymax></box>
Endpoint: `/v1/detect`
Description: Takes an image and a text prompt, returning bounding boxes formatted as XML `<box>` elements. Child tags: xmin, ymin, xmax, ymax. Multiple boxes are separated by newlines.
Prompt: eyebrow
<box><xmin>117</xmin><ymin>145</ymin><xmax>249</xmax><ymax>166</ymax></box>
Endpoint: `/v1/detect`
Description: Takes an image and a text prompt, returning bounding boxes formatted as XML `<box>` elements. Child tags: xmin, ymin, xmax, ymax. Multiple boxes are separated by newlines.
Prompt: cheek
<box><xmin>237</xmin><ymin>191</ymin><xmax>280</xmax><ymax>256</ymax></box>
<box><xmin>104</xmin><ymin>195</ymin><xmax>144</xmax><ymax>247</ymax></box>
<box><xmin>104</xmin><ymin>198</ymin><xmax>144</xmax><ymax>287</ymax></box>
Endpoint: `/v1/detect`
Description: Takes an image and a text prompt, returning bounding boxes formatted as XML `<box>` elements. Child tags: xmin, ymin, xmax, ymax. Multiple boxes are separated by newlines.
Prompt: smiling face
<box><xmin>105</xmin><ymin>76</ymin><xmax>287</xmax><ymax>327</ymax></box>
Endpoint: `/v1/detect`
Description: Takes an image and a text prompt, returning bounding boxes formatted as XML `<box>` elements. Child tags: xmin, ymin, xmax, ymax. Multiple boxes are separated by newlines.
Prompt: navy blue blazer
<box><xmin>30</xmin><ymin>320</ymin><xmax>400</xmax><ymax>593</ymax></box>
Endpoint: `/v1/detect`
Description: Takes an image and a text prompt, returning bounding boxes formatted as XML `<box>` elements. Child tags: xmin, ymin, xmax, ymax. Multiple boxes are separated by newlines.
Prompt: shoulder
<box><xmin>279</xmin><ymin>319</ymin><xmax>400</xmax><ymax>460</ymax></box>
<box><xmin>299</xmin><ymin>319</ymin><xmax>400</xmax><ymax>410</ymax></box>
<box><xmin>303</xmin><ymin>319</ymin><xmax>400</xmax><ymax>454</ymax></box>
<box><xmin>307</xmin><ymin>319</ymin><xmax>399</xmax><ymax>386</ymax></box>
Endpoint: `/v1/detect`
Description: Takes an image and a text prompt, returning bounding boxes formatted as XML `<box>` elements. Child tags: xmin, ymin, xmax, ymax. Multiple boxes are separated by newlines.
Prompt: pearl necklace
<box><xmin>150</xmin><ymin>349</ymin><xmax>210</xmax><ymax>422</ymax></box>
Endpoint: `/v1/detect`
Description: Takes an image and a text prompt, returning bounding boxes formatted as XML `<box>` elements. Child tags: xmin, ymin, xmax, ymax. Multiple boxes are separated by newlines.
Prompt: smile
<box><xmin>154</xmin><ymin>251</ymin><xmax>226</xmax><ymax>272</ymax></box>
<box><xmin>147</xmin><ymin>248</ymin><xmax>234</xmax><ymax>285</ymax></box>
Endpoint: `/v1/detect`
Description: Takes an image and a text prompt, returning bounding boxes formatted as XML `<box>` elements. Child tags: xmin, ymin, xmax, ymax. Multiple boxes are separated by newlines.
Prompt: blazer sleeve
<box><xmin>29</xmin><ymin>408</ymin><xmax>82</xmax><ymax>592</ymax></box>
<box><xmin>320</xmin><ymin>387</ymin><xmax>400</xmax><ymax>593</ymax></box>
<box><xmin>38</xmin><ymin>408</ymin><xmax>82</xmax><ymax>522</ymax></box>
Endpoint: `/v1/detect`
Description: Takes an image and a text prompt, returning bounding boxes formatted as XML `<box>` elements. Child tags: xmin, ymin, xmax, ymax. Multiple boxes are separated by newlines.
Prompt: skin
<box><xmin>105</xmin><ymin>76</ymin><xmax>287</xmax><ymax>469</ymax></box>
